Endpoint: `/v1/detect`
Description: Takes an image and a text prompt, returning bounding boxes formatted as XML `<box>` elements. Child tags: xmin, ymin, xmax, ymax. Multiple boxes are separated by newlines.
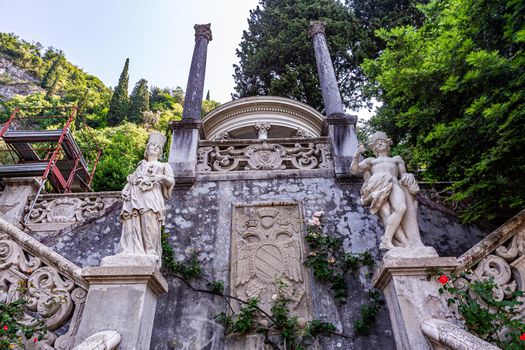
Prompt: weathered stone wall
<box><xmin>39</xmin><ymin>177</ymin><xmax>487</xmax><ymax>350</ymax></box>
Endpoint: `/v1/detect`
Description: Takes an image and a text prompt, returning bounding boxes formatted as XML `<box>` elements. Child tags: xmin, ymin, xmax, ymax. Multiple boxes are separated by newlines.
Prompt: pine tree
<box><xmin>233</xmin><ymin>0</ymin><xmax>364</xmax><ymax>112</ymax></box>
<box><xmin>107</xmin><ymin>58</ymin><xmax>130</xmax><ymax>126</ymax></box>
<box><xmin>128</xmin><ymin>79</ymin><xmax>150</xmax><ymax>124</ymax></box>
<box><xmin>206</xmin><ymin>90</ymin><xmax>210</xmax><ymax>101</ymax></box>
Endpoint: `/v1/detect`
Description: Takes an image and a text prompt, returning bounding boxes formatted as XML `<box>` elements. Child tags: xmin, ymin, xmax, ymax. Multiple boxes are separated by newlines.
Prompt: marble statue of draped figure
<box><xmin>119</xmin><ymin>131</ymin><xmax>174</xmax><ymax>267</ymax></box>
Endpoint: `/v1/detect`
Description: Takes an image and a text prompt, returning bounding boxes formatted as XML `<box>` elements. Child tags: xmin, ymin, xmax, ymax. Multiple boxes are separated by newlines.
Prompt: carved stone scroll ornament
<box><xmin>0</xmin><ymin>238</ymin><xmax>87</xmax><ymax>349</ymax></box>
<box><xmin>231</xmin><ymin>203</ymin><xmax>311</xmax><ymax>319</ymax></box>
<box><xmin>196</xmin><ymin>139</ymin><xmax>333</xmax><ymax>172</ymax></box>
<box><xmin>452</xmin><ymin>230</ymin><xmax>525</xmax><ymax>341</ymax></box>
<box><xmin>25</xmin><ymin>196</ymin><xmax>120</xmax><ymax>226</ymax></box>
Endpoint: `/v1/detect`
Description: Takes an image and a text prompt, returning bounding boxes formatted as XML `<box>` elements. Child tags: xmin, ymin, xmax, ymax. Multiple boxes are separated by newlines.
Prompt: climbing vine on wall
<box><xmin>161</xmin><ymin>210</ymin><xmax>384</xmax><ymax>349</ymax></box>
<box><xmin>303</xmin><ymin>211</ymin><xmax>383</xmax><ymax>335</ymax></box>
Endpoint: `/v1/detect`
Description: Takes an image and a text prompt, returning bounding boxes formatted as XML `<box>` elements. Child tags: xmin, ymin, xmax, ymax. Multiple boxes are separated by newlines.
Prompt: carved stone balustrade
<box><xmin>196</xmin><ymin>137</ymin><xmax>333</xmax><ymax>178</ymax></box>
<box><xmin>0</xmin><ymin>217</ymin><xmax>88</xmax><ymax>349</ymax></box>
<box><xmin>421</xmin><ymin>319</ymin><xmax>500</xmax><ymax>350</ymax></box>
<box><xmin>24</xmin><ymin>192</ymin><xmax>121</xmax><ymax>232</ymax></box>
<box><xmin>451</xmin><ymin>209</ymin><xmax>525</xmax><ymax>342</ymax></box>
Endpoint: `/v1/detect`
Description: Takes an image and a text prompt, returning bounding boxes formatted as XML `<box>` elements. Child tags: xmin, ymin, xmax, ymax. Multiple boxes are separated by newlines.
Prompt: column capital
<box><xmin>194</xmin><ymin>23</ymin><xmax>213</xmax><ymax>41</ymax></box>
<box><xmin>308</xmin><ymin>21</ymin><xmax>326</xmax><ymax>38</ymax></box>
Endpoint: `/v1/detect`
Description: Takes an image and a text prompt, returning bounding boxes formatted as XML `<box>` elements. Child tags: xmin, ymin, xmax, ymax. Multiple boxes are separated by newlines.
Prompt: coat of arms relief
<box><xmin>231</xmin><ymin>203</ymin><xmax>311</xmax><ymax>319</ymax></box>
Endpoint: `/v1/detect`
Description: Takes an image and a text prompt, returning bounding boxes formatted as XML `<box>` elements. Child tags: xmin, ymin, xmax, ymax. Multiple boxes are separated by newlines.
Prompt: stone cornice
<box><xmin>202</xmin><ymin>96</ymin><xmax>325</xmax><ymax>140</ymax></box>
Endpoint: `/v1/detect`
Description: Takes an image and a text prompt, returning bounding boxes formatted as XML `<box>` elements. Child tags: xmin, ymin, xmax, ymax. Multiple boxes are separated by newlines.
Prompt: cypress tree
<box><xmin>41</xmin><ymin>56</ymin><xmax>62</xmax><ymax>88</ymax></box>
<box><xmin>107</xmin><ymin>58</ymin><xmax>130</xmax><ymax>126</ymax></box>
<box><xmin>128</xmin><ymin>79</ymin><xmax>150</xmax><ymax>124</ymax></box>
<box><xmin>45</xmin><ymin>74</ymin><xmax>60</xmax><ymax>100</ymax></box>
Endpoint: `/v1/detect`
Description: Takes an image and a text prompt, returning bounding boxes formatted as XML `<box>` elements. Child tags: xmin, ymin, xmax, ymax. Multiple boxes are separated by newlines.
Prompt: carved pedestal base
<box><xmin>0</xmin><ymin>177</ymin><xmax>39</xmax><ymax>226</ymax></box>
<box><xmin>168</xmin><ymin>121</ymin><xmax>201</xmax><ymax>186</ymax></box>
<box><xmin>372</xmin><ymin>256</ymin><xmax>458</xmax><ymax>350</ymax></box>
<box><xmin>74</xmin><ymin>265</ymin><xmax>168</xmax><ymax>349</ymax></box>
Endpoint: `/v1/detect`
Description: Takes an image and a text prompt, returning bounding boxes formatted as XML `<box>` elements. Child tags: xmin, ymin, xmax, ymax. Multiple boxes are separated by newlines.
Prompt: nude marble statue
<box><xmin>351</xmin><ymin>131</ymin><xmax>425</xmax><ymax>251</ymax></box>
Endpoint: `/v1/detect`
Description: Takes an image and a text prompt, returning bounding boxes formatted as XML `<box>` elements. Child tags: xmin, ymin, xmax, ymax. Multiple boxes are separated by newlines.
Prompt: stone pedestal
<box><xmin>372</xmin><ymin>255</ymin><xmax>458</xmax><ymax>350</ymax></box>
<box><xmin>168</xmin><ymin>120</ymin><xmax>201</xmax><ymax>185</ymax></box>
<box><xmin>0</xmin><ymin>177</ymin><xmax>39</xmax><ymax>226</ymax></box>
<box><xmin>326</xmin><ymin>112</ymin><xmax>359</xmax><ymax>179</ymax></box>
<box><xmin>74</xmin><ymin>265</ymin><xmax>168</xmax><ymax>349</ymax></box>
<box><xmin>309</xmin><ymin>22</ymin><xmax>359</xmax><ymax>179</ymax></box>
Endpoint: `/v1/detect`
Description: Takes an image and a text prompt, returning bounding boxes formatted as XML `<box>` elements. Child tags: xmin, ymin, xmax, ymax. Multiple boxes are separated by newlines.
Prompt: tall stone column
<box><xmin>169</xmin><ymin>24</ymin><xmax>212</xmax><ymax>185</ymax></box>
<box><xmin>309</xmin><ymin>21</ymin><xmax>358</xmax><ymax>179</ymax></box>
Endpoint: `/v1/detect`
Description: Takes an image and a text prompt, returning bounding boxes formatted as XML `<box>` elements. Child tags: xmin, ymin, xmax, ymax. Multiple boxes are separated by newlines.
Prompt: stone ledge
<box><xmin>82</xmin><ymin>265</ymin><xmax>168</xmax><ymax>296</ymax></box>
<box><xmin>372</xmin><ymin>256</ymin><xmax>458</xmax><ymax>290</ymax></box>
<box><xmin>325</xmin><ymin>112</ymin><xmax>358</xmax><ymax>125</ymax></box>
<box><xmin>197</xmin><ymin>168</ymin><xmax>334</xmax><ymax>182</ymax></box>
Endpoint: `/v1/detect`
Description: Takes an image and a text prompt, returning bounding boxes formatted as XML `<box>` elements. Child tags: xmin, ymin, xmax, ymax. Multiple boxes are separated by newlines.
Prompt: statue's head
<box><xmin>144</xmin><ymin>131</ymin><xmax>166</xmax><ymax>160</ymax></box>
<box><xmin>368</xmin><ymin>131</ymin><xmax>392</xmax><ymax>156</ymax></box>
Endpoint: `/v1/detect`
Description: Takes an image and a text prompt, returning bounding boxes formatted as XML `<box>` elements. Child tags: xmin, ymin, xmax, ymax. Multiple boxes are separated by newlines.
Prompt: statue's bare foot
<box><xmin>379</xmin><ymin>237</ymin><xmax>396</xmax><ymax>251</ymax></box>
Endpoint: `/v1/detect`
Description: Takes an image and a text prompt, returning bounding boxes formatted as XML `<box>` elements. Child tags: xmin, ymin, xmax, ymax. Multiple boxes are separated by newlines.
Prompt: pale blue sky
<box><xmin>0</xmin><ymin>0</ymin><xmax>376</xmax><ymax>118</ymax></box>
<box><xmin>0</xmin><ymin>0</ymin><xmax>260</xmax><ymax>103</ymax></box>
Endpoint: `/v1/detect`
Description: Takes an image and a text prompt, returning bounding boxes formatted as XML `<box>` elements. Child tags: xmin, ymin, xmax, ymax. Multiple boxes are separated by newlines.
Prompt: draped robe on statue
<box><xmin>120</xmin><ymin>159</ymin><xmax>174</xmax><ymax>267</ymax></box>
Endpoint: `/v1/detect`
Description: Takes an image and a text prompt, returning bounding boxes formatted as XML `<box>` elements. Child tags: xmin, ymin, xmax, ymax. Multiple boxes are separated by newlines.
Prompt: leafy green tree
<box><xmin>150</xmin><ymin>86</ymin><xmax>184</xmax><ymax>112</ymax></box>
<box><xmin>233</xmin><ymin>0</ymin><xmax>368</xmax><ymax>112</ymax></box>
<box><xmin>90</xmin><ymin>122</ymin><xmax>149</xmax><ymax>191</ymax></box>
<box><xmin>202</xmin><ymin>99</ymin><xmax>220</xmax><ymax>116</ymax></box>
<box><xmin>363</xmin><ymin>0</ymin><xmax>525</xmax><ymax>223</ymax></box>
<box><xmin>346</xmin><ymin>0</ymin><xmax>428</xmax><ymax>59</ymax></box>
<box><xmin>128</xmin><ymin>78</ymin><xmax>150</xmax><ymax>123</ymax></box>
<box><xmin>107</xmin><ymin>58</ymin><xmax>130</xmax><ymax>126</ymax></box>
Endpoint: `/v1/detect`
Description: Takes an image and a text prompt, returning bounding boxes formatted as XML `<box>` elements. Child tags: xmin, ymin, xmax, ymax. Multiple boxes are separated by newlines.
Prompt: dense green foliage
<box><xmin>0</xmin><ymin>299</ymin><xmax>46</xmax><ymax>348</ymax></box>
<box><xmin>89</xmin><ymin>123</ymin><xmax>149</xmax><ymax>191</ymax></box>
<box><xmin>0</xmin><ymin>33</ymin><xmax>221</xmax><ymax>192</ymax></box>
<box><xmin>0</xmin><ymin>33</ymin><xmax>111</xmax><ymax>127</ymax></box>
<box><xmin>107</xmin><ymin>58</ymin><xmax>130</xmax><ymax>126</ymax></box>
<box><xmin>233</xmin><ymin>0</ymin><xmax>364</xmax><ymax>111</ymax></box>
<box><xmin>233</xmin><ymin>0</ymin><xmax>427</xmax><ymax>112</ymax></box>
<box><xmin>347</xmin><ymin>0</ymin><xmax>428</xmax><ymax>58</ymax></box>
<box><xmin>432</xmin><ymin>270</ymin><xmax>525</xmax><ymax>349</ymax></box>
<box><xmin>363</xmin><ymin>0</ymin><xmax>525</xmax><ymax>223</ymax></box>
<box><xmin>129</xmin><ymin>78</ymin><xmax>150</xmax><ymax>124</ymax></box>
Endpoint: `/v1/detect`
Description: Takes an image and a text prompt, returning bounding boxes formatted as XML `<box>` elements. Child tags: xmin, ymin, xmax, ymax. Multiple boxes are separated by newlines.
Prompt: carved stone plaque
<box><xmin>231</xmin><ymin>202</ymin><xmax>311</xmax><ymax>319</ymax></box>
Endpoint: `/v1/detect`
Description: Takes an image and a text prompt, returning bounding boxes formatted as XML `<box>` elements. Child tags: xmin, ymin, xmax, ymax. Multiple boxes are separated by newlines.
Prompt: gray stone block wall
<box><xmin>39</xmin><ymin>177</ymin><xmax>487</xmax><ymax>349</ymax></box>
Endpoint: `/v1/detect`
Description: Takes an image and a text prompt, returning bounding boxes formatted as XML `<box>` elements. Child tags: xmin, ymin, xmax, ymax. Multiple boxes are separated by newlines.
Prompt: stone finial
<box><xmin>308</xmin><ymin>21</ymin><xmax>326</xmax><ymax>38</ymax></box>
<box><xmin>194</xmin><ymin>23</ymin><xmax>213</xmax><ymax>41</ymax></box>
<box><xmin>255</xmin><ymin>122</ymin><xmax>271</xmax><ymax>139</ymax></box>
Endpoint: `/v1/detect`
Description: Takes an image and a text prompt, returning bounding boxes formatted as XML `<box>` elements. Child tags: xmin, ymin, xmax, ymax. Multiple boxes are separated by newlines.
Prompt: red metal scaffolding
<box><xmin>0</xmin><ymin>105</ymin><xmax>102</xmax><ymax>221</ymax></box>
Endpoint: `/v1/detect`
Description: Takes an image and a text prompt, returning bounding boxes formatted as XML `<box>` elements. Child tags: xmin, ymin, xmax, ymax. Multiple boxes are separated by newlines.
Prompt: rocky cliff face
<box><xmin>0</xmin><ymin>57</ymin><xmax>43</xmax><ymax>101</ymax></box>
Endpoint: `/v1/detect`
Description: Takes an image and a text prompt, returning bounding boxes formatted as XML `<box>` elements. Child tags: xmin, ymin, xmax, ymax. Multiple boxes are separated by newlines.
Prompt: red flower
<box><xmin>520</xmin><ymin>333</ymin><xmax>525</xmax><ymax>341</ymax></box>
<box><xmin>437</xmin><ymin>275</ymin><xmax>449</xmax><ymax>285</ymax></box>
<box><xmin>2</xmin><ymin>325</ymin><xmax>7</xmax><ymax>331</ymax></box>
<box><xmin>33</xmin><ymin>337</ymin><xmax>37</xmax><ymax>343</ymax></box>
